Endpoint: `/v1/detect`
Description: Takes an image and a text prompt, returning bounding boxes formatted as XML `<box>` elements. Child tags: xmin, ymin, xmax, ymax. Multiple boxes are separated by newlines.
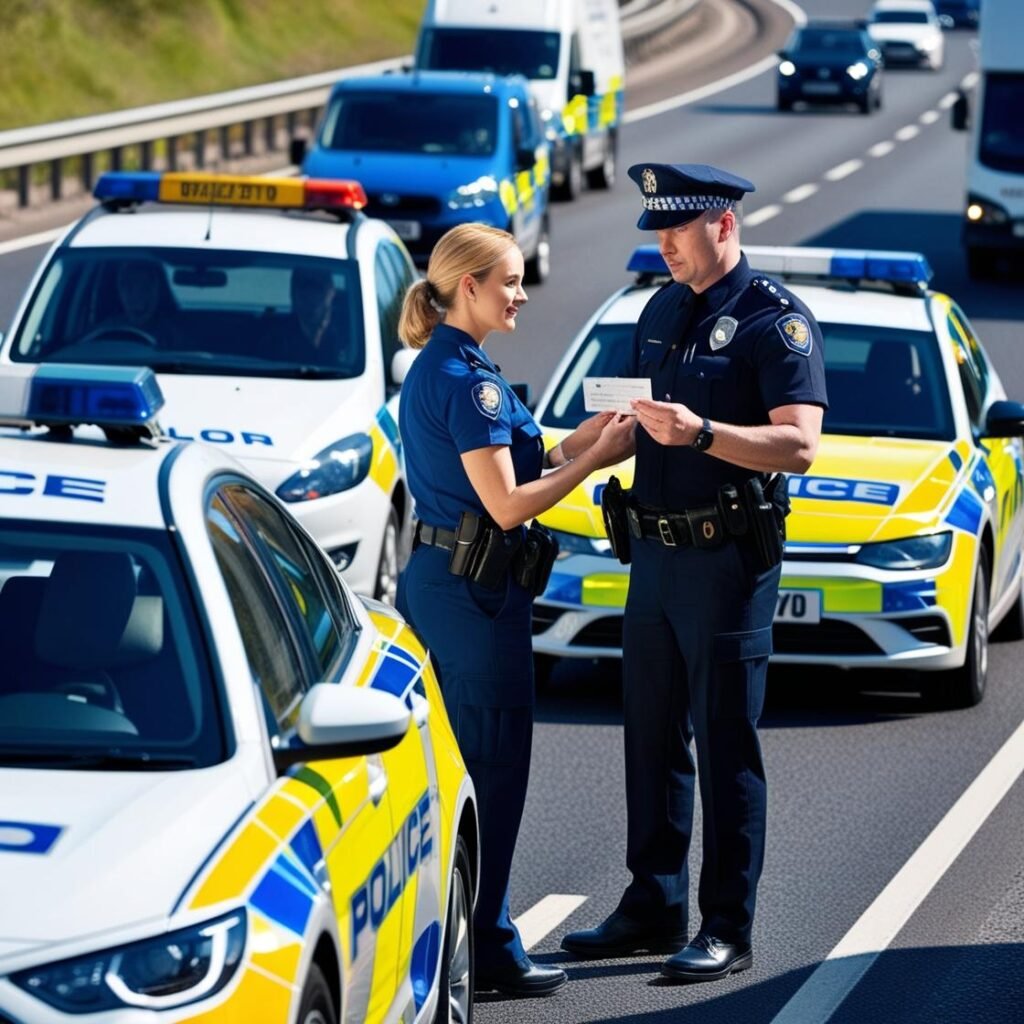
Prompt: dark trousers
<box><xmin>398</xmin><ymin>543</ymin><xmax>534</xmax><ymax>971</ymax></box>
<box><xmin>617</xmin><ymin>536</ymin><xmax>780</xmax><ymax>945</ymax></box>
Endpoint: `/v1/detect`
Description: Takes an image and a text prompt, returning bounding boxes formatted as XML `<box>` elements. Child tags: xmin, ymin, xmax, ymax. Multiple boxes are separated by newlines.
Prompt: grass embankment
<box><xmin>0</xmin><ymin>0</ymin><xmax>424</xmax><ymax>130</ymax></box>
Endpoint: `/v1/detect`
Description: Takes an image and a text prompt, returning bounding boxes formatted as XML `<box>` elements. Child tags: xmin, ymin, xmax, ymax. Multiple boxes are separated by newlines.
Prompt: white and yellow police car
<box><xmin>0</xmin><ymin>172</ymin><xmax>419</xmax><ymax>604</ymax></box>
<box><xmin>532</xmin><ymin>246</ymin><xmax>1024</xmax><ymax>707</ymax></box>
<box><xmin>0</xmin><ymin>366</ymin><xmax>477</xmax><ymax>1023</ymax></box>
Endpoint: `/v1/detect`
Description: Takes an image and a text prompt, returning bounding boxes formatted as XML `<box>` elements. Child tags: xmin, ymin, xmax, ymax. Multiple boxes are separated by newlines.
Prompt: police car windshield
<box><xmin>871</xmin><ymin>10</ymin><xmax>931</xmax><ymax>22</ymax></box>
<box><xmin>793</xmin><ymin>29</ymin><xmax>868</xmax><ymax>54</ymax></box>
<box><xmin>0</xmin><ymin>525</ymin><xmax>225</xmax><ymax>769</ymax></box>
<box><xmin>543</xmin><ymin>320</ymin><xmax>954</xmax><ymax>440</ymax></box>
<box><xmin>979</xmin><ymin>74</ymin><xmax>1024</xmax><ymax>175</ymax></box>
<box><xmin>417</xmin><ymin>28</ymin><xmax>561</xmax><ymax>81</ymax></box>
<box><xmin>10</xmin><ymin>248</ymin><xmax>365</xmax><ymax>379</ymax></box>
<box><xmin>321</xmin><ymin>91</ymin><xmax>499</xmax><ymax>157</ymax></box>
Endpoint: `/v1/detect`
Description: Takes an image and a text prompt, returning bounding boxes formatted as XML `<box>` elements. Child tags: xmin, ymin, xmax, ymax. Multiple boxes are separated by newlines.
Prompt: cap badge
<box><xmin>472</xmin><ymin>380</ymin><xmax>503</xmax><ymax>420</ymax></box>
<box><xmin>710</xmin><ymin>316</ymin><xmax>738</xmax><ymax>350</ymax></box>
<box><xmin>642</xmin><ymin>168</ymin><xmax>657</xmax><ymax>194</ymax></box>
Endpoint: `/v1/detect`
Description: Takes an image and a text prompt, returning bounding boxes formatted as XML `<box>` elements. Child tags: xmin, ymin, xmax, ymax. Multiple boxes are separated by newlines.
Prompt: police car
<box><xmin>0</xmin><ymin>366</ymin><xmax>478</xmax><ymax>1024</ymax></box>
<box><xmin>532</xmin><ymin>246</ymin><xmax>1024</xmax><ymax>708</ymax></box>
<box><xmin>0</xmin><ymin>171</ymin><xmax>418</xmax><ymax>603</ymax></box>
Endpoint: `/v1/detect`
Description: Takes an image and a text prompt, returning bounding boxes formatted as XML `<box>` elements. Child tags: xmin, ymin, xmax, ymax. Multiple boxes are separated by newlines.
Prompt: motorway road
<box><xmin>1</xmin><ymin>2</ymin><xmax>1022</xmax><ymax>1021</ymax></box>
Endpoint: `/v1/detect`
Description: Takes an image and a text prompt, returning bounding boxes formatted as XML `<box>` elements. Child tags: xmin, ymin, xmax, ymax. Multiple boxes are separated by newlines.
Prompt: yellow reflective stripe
<box><xmin>534</xmin><ymin>152</ymin><xmax>550</xmax><ymax>186</ymax></box>
<box><xmin>368</xmin><ymin>422</ymin><xmax>398</xmax><ymax>493</ymax></box>
<box><xmin>190</xmin><ymin>820</ymin><xmax>278</xmax><ymax>909</ymax></box>
<box><xmin>246</xmin><ymin>910</ymin><xmax>304</xmax><ymax>985</ymax></box>
<box><xmin>500</xmin><ymin>178</ymin><xmax>518</xmax><ymax>215</ymax></box>
<box><xmin>515</xmin><ymin>169</ymin><xmax>535</xmax><ymax>209</ymax></box>
<box><xmin>256</xmin><ymin>793</ymin><xmax>308</xmax><ymax>842</ymax></box>
<box><xmin>562</xmin><ymin>93</ymin><xmax>589</xmax><ymax>136</ymax></box>
<box><xmin>182</xmin><ymin>962</ymin><xmax>294</xmax><ymax>1022</ymax></box>
<box><xmin>581</xmin><ymin>572</ymin><xmax>629</xmax><ymax>608</ymax></box>
<box><xmin>779</xmin><ymin>577</ymin><xmax>882</xmax><ymax>614</ymax></box>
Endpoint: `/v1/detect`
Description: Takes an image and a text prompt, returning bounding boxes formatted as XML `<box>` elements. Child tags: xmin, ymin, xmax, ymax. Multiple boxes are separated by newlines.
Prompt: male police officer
<box><xmin>562</xmin><ymin>164</ymin><xmax>828</xmax><ymax>981</ymax></box>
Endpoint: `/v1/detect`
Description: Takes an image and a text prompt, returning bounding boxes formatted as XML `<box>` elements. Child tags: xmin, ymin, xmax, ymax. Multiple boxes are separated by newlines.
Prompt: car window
<box><xmin>0</xmin><ymin>524</ymin><xmax>224</xmax><ymax>769</ymax></box>
<box><xmin>946</xmin><ymin>314</ymin><xmax>985</xmax><ymax>428</ymax></box>
<box><xmin>979</xmin><ymin>73</ymin><xmax>1024</xmax><ymax>175</ymax></box>
<box><xmin>10</xmin><ymin>247</ymin><xmax>365</xmax><ymax>380</ymax></box>
<box><xmin>795</xmin><ymin>28</ymin><xmax>866</xmax><ymax>54</ymax></box>
<box><xmin>871</xmin><ymin>11</ymin><xmax>931</xmax><ymax>23</ymax></box>
<box><xmin>375</xmin><ymin>241</ymin><xmax>411</xmax><ymax>386</ymax></box>
<box><xmin>417</xmin><ymin>27</ymin><xmax>561</xmax><ymax>80</ymax></box>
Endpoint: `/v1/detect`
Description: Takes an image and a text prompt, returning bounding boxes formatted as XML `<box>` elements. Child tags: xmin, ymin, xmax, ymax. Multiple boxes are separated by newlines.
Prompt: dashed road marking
<box><xmin>868</xmin><ymin>141</ymin><xmax>896</xmax><ymax>158</ymax></box>
<box><xmin>745</xmin><ymin>204</ymin><xmax>784</xmax><ymax>227</ymax></box>
<box><xmin>783</xmin><ymin>183</ymin><xmax>819</xmax><ymax>204</ymax></box>
<box><xmin>515</xmin><ymin>894</ymin><xmax>588</xmax><ymax>950</ymax></box>
<box><xmin>769</xmin><ymin>717</ymin><xmax>1024</xmax><ymax>1024</ymax></box>
<box><xmin>920</xmin><ymin>110</ymin><xmax>940</xmax><ymax>125</ymax></box>
<box><xmin>895</xmin><ymin>124</ymin><xmax>921</xmax><ymax>142</ymax></box>
<box><xmin>961</xmin><ymin>71</ymin><xmax>979</xmax><ymax>90</ymax></box>
<box><xmin>824</xmin><ymin>159</ymin><xmax>863</xmax><ymax>182</ymax></box>
<box><xmin>938</xmin><ymin>91</ymin><xmax>960</xmax><ymax>110</ymax></box>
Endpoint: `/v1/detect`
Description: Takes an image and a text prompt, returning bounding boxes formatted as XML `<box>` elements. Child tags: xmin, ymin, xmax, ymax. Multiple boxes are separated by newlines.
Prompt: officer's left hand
<box><xmin>631</xmin><ymin>399</ymin><xmax>703</xmax><ymax>446</ymax></box>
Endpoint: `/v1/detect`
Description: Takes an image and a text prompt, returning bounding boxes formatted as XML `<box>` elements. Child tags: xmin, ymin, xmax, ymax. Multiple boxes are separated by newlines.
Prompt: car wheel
<box><xmin>993</xmin><ymin>570</ymin><xmax>1024</xmax><ymax>642</ymax></box>
<box><xmin>553</xmin><ymin>147</ymin><xmax>583</xmax><ymax>202</ymax></box>
<box><xmin>934</xmin><ymin>552</ymin><xmax>989</xmax><ymax>709</ymax></box>
<box><xmin>586</xmin><ymin>134</ymin><xmax>616</xmax><ymax>190</ymax></box>
<box><xmin>434</xmin><ymin>835</ymin><xmax>473</xmax><ymax>1024</ymax></box>
<box><xmin>859</xmin><ymin>94</ymin><xmax>872</xmax><ymax>115</ymax></box>
<box><xmin>523</xmin><ymin>217</ymin><xmax>551</xmax><ymax>285</ymax></box>
<box><xmin>967</xmin><ymin>247</ymin><xmax>996</xmax><ymax>280</ymax></box>
<box><xmin>374</xmin><ymin>505</ymin><xmax>400</xmax><ymax>606</ymax></box>
<box><xmin>298</xmin><ymin>963</ymin><xmax>337</xmax><ymax>1024</ymax></box>
<box><xmin>874</xmin><ymin>86</ymin><xmax>883</xmax><ymax>110</ymax></box>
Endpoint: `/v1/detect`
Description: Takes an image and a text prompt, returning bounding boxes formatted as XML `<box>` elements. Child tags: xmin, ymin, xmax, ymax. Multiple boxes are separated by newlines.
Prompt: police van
<box><xmin>0</xmin><ymin>365</ymin><xmax>477</xmax><ymax>1024</ymax></box>
<box><xmin>414</xmin><ymin>0</ymin><xmax>625</xmax><ymax>201</ymax></box>
<box><xmin>0</xmin><ymin>172</ymin><xmax>417</xmax><ymax>602</ymax></box>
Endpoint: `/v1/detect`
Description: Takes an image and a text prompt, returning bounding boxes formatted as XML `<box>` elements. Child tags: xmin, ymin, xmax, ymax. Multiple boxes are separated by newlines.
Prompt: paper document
<box><xmin>583</xmin><ymin>377</ymin><xmax>652</xmax><ymax>414</ymax></box>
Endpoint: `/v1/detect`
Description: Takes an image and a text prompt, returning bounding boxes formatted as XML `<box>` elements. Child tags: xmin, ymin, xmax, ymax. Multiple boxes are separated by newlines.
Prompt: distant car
<box><xmin>297</xmin><ymin>71</ymin><xmax>552</xmax><ymax>283</ymax></box>
<box><xmin>0</xmin><ymin>365</ymin><xmax>478</xmax><ymax>1024</ymax></box>
<box><xmin>868</xmin><ymin>0</ymin><xmax>946</xmax><ymax>68</ymax></box>
<box><xmin>776</xmin><ymin>21</ymin><xmax>883</xmax><ymax>113</ymax></box>
<box><xmin>934</xmin><ymin>0</ymin><xmax>980</xmax><ymax>27</ymax></box>
<box><xmin>531</xmin><ymin>246</ymin><xmax>1024</xmax><ymax>710</ymax></box>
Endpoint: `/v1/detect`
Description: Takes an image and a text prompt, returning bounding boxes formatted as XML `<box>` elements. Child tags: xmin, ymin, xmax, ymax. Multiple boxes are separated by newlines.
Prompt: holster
<box><xmin>448</xmin><ymin>510</ymin><xmax>522</xmax><ymax>589</ymax></box>
<box><xmin>601</xmin><ymin>475</ymin><xmax>632</xmax><ymax>565</ymax></box>
<box><xmin>514</xmin><ymin>521</ymin><xmax>559</xmax><ymax>597</ymax></box>
<box><xmin>743</xmin><ymin>474</ymin><xmax>788</xmax><ymax>572</ymax></box>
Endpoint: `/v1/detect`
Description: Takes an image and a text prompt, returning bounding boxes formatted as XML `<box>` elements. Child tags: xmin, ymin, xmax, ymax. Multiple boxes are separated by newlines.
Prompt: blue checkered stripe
<box><xmin>641</xmin><ymin>194</ymin><xmax>734</xmax><ymax>211</ymax></box>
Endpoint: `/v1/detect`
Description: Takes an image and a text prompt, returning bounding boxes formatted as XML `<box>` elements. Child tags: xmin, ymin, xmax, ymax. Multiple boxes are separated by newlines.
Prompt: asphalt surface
<box><xmin>1</xmin><ymin>3</ymin><xmax>1022</xmax><ymax>1022</ymax></box>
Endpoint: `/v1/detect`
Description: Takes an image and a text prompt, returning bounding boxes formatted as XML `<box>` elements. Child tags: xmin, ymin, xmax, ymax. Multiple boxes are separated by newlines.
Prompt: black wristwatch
<box><xmin>691</xmin><ymin>417</ymin><xmax>714</xmax><ymax>451</ymax></box>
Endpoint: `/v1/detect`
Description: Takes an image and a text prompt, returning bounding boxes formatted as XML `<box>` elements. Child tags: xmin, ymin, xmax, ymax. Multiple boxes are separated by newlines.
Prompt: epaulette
<box><xmin>750</xmin><ymin>276</ymin><xmax>793</xmax><ymax>310</ymax></box>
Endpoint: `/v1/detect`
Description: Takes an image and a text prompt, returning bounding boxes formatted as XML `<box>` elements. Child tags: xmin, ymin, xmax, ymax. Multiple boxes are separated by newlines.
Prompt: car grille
<box><xmin>571</xmin><ymin>617</ymin><xmax>624</xmax><ymax>648</ymax></box>
<box><xmin>773</xmin><ymin>620</ymin><xmax>884</xmax><ymax>656</ymax></box>
<box><xmin>365</xmin><ymin>194</ymin><xmax>442</xmax><ymax>217</ymax></box>
<box><xmin>898</xmin><ymin>615</ymin><xmax>952</xmax><ymax>647</ymax></box>
<box><xmin>882</xmin><ymin>42</ymin><xmax>919</xmax><ymax>59</ymax></box>
<box><xmin>532</xmin><ymin>605</ymin><xmax>564</xmax><ymax>635</ymax></box>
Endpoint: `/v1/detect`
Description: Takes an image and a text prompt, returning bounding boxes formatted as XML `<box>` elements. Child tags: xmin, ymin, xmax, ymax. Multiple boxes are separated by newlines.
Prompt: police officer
<box><xmin>397</xmin><ymin>223</ymin><xmax>634</xmax><ymax>997</ymax></box>
<box><xmin>562</xmin><ymin>164</ymin><xmax>828</xmax><ymax>981</ymax></box>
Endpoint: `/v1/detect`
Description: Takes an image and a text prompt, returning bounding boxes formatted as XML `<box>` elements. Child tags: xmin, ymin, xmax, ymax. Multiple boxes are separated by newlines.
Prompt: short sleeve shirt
<box><xmin>399</xmin><ymin>323</ymin><xmax>544</xmax><ymax>528</ymax></box>
<box><xmin>630</xmin><ymin>253</ymin><xmax>829</xmax><ymax>508</ymax></box>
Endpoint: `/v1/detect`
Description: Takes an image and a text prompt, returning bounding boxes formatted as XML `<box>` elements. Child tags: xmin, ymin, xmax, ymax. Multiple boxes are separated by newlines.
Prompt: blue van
<box><xmin>296</xmin><ymin>71</ymin><xmax>552</xmax><ymax>282</ymax></box>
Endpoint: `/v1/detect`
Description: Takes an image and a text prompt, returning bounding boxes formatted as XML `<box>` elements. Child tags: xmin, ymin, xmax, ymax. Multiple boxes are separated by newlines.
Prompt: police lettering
<box><xmin>787</xmin><ymin>475</ymin><xmax>898</xmax><ymax>506</ymax></box>
<box><xmin>178</xmin><ymin>181</ymin><xmax>277</xmax><ymax>203</ymax></box>
<box><xmin>166</xmin><ymin>427</ymin><xmax>273</xmax><ymax>446</ymax></box>
<box><xmin>351</xmin><ymin>793</ymin><xmax>431</xmax><ymax>959</ymax></box>
<box><xmin>0</xmin><ymin>470</ymin><xmax>106</xmax><ymax>503</ymax></box>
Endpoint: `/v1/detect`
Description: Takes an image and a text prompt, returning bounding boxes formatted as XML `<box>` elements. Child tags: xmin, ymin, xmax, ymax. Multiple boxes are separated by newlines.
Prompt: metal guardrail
<box><xmin>0</xmin><ymin>0</ymin><xmax>702</xmax><ymax>211</ymax></box>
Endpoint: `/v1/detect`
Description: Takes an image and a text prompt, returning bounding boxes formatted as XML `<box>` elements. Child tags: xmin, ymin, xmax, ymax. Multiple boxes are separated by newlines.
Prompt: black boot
<box><xmin>562</xmin><ymin>911</ymin><xmax>687</xmax><ymax>959</ymax></box>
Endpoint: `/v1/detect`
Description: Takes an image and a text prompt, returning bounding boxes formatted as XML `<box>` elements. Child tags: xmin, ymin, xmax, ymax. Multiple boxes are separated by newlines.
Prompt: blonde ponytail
<box><xmin>398</xmin><ymin>278</ymin><xmax>441</xmax><ymax>350</ymax></box>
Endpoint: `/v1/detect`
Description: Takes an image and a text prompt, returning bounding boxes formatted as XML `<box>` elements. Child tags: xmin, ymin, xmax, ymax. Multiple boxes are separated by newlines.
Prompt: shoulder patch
<box><xmin>471</xmin><ymin>380</ymin><xmax>504</xmax><ymax>420</ymax></box>
<box><xmin>751</xmin><ymin>276</ymin><xmax>792</xmax><ymax>309</ymax></box>
<box><xmin>776</xmin><ymin>313</ymin><xmax>813</xmax><ymax>356</ymax></box>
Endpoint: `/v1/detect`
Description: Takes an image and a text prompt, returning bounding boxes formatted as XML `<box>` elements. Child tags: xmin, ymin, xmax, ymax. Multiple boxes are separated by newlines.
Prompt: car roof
<box><xmin>333</xmin><ymin>70</ymin><xmax>526</xmax><ymax>97</ymax></box>
<box><xmin>801</xmin><ymin>19</ymin><xmax>865</xmax><ymax>32</ymax></box>
<box><xmin>64</xmin><ymin>207</ymin><xmax>357</xmax><ymax>259</ymax></box>
<box><xmin>871</xmin><ymin>0</ymin><xmax>935</xmax><ymax>11</ymax></box>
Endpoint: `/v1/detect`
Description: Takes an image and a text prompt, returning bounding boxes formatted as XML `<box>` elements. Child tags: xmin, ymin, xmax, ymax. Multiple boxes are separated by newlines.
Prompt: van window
<box><xmin>417</xmin><ymin>28</ymin><xmax>561</xmax><ymax>80</ymax></box>
<box><xmin>979</xmin><ymin>73</ymin><xmax>1024</xmax><ymax>175</ymax></box>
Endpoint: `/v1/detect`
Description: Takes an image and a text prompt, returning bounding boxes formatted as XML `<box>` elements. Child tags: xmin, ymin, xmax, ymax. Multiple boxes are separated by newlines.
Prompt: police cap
<box><xmin>627</xmin><ymin>163</ymin><xmax>755</xmax><ymax>230</ymax></box>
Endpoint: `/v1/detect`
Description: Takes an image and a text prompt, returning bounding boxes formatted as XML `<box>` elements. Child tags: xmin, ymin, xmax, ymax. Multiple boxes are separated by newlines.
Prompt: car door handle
<box><xmin>410</xmin><ymin>691</ymin><xmax>430</xmax><ymax>728</ymax></box>
<box><xmin>367</xmin><ymin>757</ymin><xmax>388</xmax><ymax>806</ymax></box>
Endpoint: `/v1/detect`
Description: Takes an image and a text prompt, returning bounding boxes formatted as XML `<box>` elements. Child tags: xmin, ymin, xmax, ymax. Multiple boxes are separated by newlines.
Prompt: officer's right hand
<box><xmin>589</xmin><ymin>414</ymin><xmax>636</xmax><ymax>468</ymax></box>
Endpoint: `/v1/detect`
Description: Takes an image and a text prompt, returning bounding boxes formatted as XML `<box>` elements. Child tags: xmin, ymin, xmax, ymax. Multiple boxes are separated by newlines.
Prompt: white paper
<box><xmin>583</xmin><ymin>377</ymin><xmax>652</xmax><ymax>414</ymax></box>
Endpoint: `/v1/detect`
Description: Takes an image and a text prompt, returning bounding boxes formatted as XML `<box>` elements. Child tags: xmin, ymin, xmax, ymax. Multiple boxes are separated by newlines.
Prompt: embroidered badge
<box><xmin>642</xmin><ymin>168</ymin><xmax>657</xmax><ymax>194</ymax></box>
<box><xmin>710</xmin><ymin>316</ymin><xmax>738</xmax><ymax>351</ymax></box>
<box><xmin>472</xmin><ymin>381</ymin><xmax>503</xmax><ymax>420</ymax></box>
<box><xmin>776</xmin><ymin>314</ymin><xmax>812</xmax><ymax>356</ymax></box>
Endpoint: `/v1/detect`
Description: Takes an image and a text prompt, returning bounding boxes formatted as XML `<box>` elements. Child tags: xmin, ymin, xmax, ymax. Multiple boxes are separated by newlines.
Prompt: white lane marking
<box><xmin>0</xmin><ymin>227</ymin><xmax>65</xmax><ymax>256</ymax></box>
<box><xmin>769</xmin><ymin>717</ymin><xmax>1024</xmax><ymax>1024</ymax></box>
<box><xmin>938</xmin><ymin>91</ymin><xmax>960</xmax><ymax>110</ymax></box>
<box><xmin>920</xmin><ymin>110</ymin><xmax>940</xmax><ymax>125</ymax></box>
<box><xmin>824</xmin><ymin>159</ymin><xmax>863</xmax><ymax>182</ymax></box>
<box><xmin>868</xmin><ymin>141</ymin><xmax>895</xmax><ymax>158</ymax></box>
<box><xmin>961</xmin><ymin>71</ymin><xmax>979</xmax><ymax>90</ymax></box>
<box><xmin>745</xmin><ymin>204</ymin><xmax>784</xmax><ymax>227</ymax></box>
<box><xmin>624</xmin><ymin>0</ymin><xmax>809</xmax><ymax>124</ymax></box>
<box><xmin>782</xmin><ymin>183</ymin><xmax>818</xmax><ymax>204</ymax></box>
<box><xmin>895</xmin><ymin>125</ymin><xmax>920</xmax><ymax>142</ymax></box>
<box><xmin>514</xmin><ymin>894</ymin><xmax>588</xmax><ymax>951</ymax></box>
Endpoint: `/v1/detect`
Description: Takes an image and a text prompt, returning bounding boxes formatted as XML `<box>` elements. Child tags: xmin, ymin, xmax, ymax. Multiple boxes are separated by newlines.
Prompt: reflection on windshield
<box><xmin>795</xmin><ymin>30</ymin><xmax>866</xmax><ymax>54</ymax></box>
<box><xmin>540</xmin><ymin>319</ymin><xmax>954</xmax><ymax>440</ymax></box>
<box><xmin>321</xmin><ymin>92</ymin><xmax>498</xmax><ymax>156</ymax></box>
<box><xmin>11</xmin><ymin>247</ymin><xmax>365</xmax><ymax>379</ymax></box>
<box><xmin>417</xmin><ymin>27</ymin><xmax>561</xmax><ymax>81</ymax></box>
<box><xmin>980</xmin><ymin>74</ymin><xmax>1024</xmax><ymax>175</ymax></box>
<box><xmin>0</xmin><ymin>526</ymin><xmax>223</xmax><ymax>769</ymax></box>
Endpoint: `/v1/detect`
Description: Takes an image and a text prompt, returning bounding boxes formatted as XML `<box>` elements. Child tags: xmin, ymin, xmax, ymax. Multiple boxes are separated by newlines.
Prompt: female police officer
<box><xmin>397</xmin><ymin>223</ymin><xmax>634</xmax><ymax>997</ymax></box>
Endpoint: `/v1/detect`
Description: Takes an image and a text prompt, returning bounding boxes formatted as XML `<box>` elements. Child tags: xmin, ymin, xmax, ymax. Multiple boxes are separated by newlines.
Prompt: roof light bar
<box><xmin>27</xmin><ymin>365</ymin><xmax>165</xmax><ymax>429</ymax></box>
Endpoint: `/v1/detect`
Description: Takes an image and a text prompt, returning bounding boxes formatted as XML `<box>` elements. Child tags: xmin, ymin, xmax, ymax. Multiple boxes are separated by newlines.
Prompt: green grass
<box><xmin>0</xmin><ymin>0</ymin><xmax>423</xmax><ymax>131</ymax></box>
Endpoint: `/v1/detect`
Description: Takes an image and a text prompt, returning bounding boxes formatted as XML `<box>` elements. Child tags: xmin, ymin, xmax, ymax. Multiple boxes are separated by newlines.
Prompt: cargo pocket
<box><xmin>457</xmin><ymin>699</ymin><xmax>532</xmax><ymax>767</ymax></box>
<box><xmin>711</xmin><ymin>626</ymin><xmax>773</xmax><ymax>720</ymax></box>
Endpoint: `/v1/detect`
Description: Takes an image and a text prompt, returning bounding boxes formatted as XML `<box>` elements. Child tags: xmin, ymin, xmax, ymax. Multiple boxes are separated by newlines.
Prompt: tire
<box><xmin>374</xmin><ymin>505</ymin><xmax>400</xmax><ymax>606</ymax></box>
<box><xmin>933</xmin><ymin>553</ymin><xmax>989</xmax><ymax>709</ymax></box>
<box><xmin>859</xmin><ymin>95</ymin><xmax>872</xmax><ymax>115</ymax></box>
<box><xmin>874</xmin><ymin>86</ymin><xmax>883</xmax><ymax>111</ymax></box>
<box><xmin>586</xmin><ymin>133</ymin><xmax>616</xmax><ymax>190</ymax></box>
<box><xmin>553</xmin><ymin>147</ymin><xmax>583</xmax><ymax>202</ymax></box>
<box><xmin>967</xmin><ymin>247</ymin><xmax>996</xmax><ymax>280</ymax></box>
<box><xmin>523</xmin><ymin>216</ymin><xmax>550</xmax><ymax>285</ymax></box>
<box><xmin>434</xmin><ymin>835</ymin><xmax>474</xmax><ymax>1024</ymax></box>
<box><xmin>298</xmin><ymin>963</ymin><xmax>337</xmax><ymax>1024</ymax></box>
<box><xmin>993</xmin><ymin>571</ymin><xmax>1024</xmax><ymax>642</ymax></box>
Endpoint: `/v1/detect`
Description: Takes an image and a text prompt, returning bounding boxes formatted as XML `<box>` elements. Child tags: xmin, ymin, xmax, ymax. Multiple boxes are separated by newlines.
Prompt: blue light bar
<box><xmin>27</xmin><ymin>365</ymin><xmax>164</xmax><ymax>427</ymax></box>
<box><xmin>626</xmin><ymin>245</ymin><xmax>666</xmax><ymax>275</ymax></box>
<box><xmin>93</xmin><ymin>172</ymin><xmax>162</xmax><ymax>202</ymax></box>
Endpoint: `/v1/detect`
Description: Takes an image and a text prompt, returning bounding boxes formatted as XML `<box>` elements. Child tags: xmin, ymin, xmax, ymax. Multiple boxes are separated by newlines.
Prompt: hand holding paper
<box><xmin>583</xmin><ymin>377</ymin><xmax>652</xmax><ymax>415</ymax></box>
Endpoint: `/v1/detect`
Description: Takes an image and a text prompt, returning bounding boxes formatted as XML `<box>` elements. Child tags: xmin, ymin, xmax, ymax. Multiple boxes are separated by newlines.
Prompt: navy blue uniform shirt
<box><xmin>630</xmin><ymin>252</ymin><xmax>828</xmax><ymax>509</ymax></box>
<box><xmin>400</xmin><ymin>323</ymin><xmax>544</xmax><ymax>529</ymax></box>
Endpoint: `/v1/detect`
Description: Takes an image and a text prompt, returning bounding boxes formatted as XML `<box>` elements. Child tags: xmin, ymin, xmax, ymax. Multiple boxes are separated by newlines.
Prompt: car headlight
<box><xmin>550</xmin><ymin>528</ymin><xmax>612</xmax><ymax>560</ymax></box>
<box><xmin>277</xmin><ymin>432</ymin><xmax>373</xmax><ymax>502</ymax></box>
<box><xmin>778</xmin><ymin>60</ymin><xmax>797</xmax><ymax>77</ymax></box>
<box><xmin>854</xmin><ymin>532</ymin><xmax>952</xmax><ymax>570</ymax></box>
<box><xmin>966</xmin><ymin>196</ymin><xmax>1009</xmax><ymax>225</ymax></box>
<box><xmin>12</xmin><ymin>912</ymin><xmax>245</xmax><ymax>1013</ymax></box>
<box><xmin>447</xmin><ymin>175</ymin><xmax>500</xmax><ymax>210</ymax></box>
<box><xmin>846</xmin><ymin>61</ymin><xmax>870</xmax><ymax>80</ymax></box>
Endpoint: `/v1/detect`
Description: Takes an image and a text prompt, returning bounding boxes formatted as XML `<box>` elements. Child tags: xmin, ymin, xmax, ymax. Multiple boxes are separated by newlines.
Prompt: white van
<box><xmin>415</xmin><ymin>0</ymin><xmax>625</xmax><ymax>201</ymax></box>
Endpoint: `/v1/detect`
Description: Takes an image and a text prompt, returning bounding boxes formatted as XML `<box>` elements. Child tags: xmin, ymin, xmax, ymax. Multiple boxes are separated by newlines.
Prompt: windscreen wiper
<box><xmin>0</xmin><ymin>750</ymin><xmax>197</xmax><ymax>770</ymax></box>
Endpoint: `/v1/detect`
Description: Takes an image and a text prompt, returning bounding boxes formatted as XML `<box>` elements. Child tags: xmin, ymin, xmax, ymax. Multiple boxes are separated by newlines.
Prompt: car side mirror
<box><xmin>984</xmin><ymin>400</ymin><xmax>1024</xmax><ymax>438</ymax></box>
<box><xmin>572</xmin><ymin>69</ymin><xmax>596</xmax><ymax>97</ymax></box>
<box><xmin>952</xmin><ymin>91</ymin><xmax>969</xmax><ymax>132</ymax></box>
<box><xmin>391</xmin><ymin>347</ymin><xmax>418</xmax><ymax>387</ymax></box>
<box><xmin>511</xmin><ymin>381</ymin><xmax>533</xmax><ymax>410</ymax></box>
<box><xmin>289</xmin><ymin>136</ymin><xmax>309</xmax><ymax>167</ymax></box>
<box><xmin>272</xmin><ymin>684</ymin><xmax>411</xmax><ymax>773</ymax></box>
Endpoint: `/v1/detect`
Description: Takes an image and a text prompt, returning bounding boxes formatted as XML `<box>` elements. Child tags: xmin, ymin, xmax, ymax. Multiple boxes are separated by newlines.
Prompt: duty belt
<box><xmin>414</xmin><ymin>521</ymin><xmax>457</xmax><ymax>552</ymax></box>
<box><xmin>630</xmin><ymin>503</ymin><xmax>725</xmax><ymax>549</ymax></box>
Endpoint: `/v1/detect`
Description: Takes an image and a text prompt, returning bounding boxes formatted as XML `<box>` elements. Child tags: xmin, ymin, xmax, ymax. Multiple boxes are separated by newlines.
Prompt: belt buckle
<box><xmin>657</xmin><ymin>517</ymin><xmax>676</xmax><ymax>547</ymax></box>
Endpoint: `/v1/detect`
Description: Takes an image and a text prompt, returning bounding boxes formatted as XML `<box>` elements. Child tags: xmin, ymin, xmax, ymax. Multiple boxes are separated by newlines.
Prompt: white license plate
<box><xmin>775</xmin><ymin>590</ymin><xmax>821</xmax><ymax>624</ymax></box>
<box><xmin>803</xmin><ymin>82</ymin><xmax>841</xmax><ymax>95</ymax></box>
<box><xmin>386</xmin><ymin>219</ymin><xmax>422</xmax><ymax>241</ymax></box>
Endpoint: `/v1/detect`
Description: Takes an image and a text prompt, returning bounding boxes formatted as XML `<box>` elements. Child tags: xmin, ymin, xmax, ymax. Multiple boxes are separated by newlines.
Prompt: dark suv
<box><xmin>777</xmin><ymin>21</ymin><xmax>884</xmax><ymax>114</ymax></box>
